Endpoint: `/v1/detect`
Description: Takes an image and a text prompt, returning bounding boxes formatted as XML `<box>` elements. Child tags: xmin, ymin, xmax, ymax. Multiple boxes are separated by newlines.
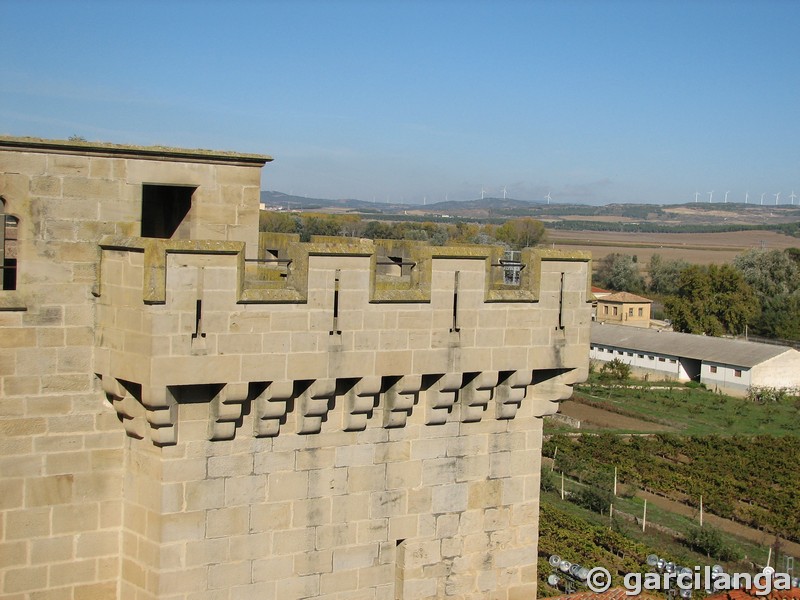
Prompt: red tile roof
<box><xmin>707</xmin><ymin>587</ymin><xmax>800</xmax><ymax>600</ymax></box>
<box><xmin>598</xmin><ymin>292</ymin><xmax>653</xmax><ymax>304</ymax></box>
<box><xmin>542</xmin><ymin>586</ymin><xmax>800</xmax><ymax>600</ymax></box>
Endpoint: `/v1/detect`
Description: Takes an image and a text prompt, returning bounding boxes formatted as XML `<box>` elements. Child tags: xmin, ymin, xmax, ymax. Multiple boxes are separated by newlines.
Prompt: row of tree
<box><xmin>594</xmin><ymin>249</ymin><xmax>800</xmax><ymax>340</ymax></box>
<box><xmin>259</xmin><ymin>211</ymin><xmax>547</xmax><ymax>249</ymax></box>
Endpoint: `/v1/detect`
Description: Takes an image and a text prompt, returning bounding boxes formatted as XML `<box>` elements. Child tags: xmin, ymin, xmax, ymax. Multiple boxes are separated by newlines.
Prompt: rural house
<box><xmin>595</xmin><ymin>291</ymin><xmax>653</xmax><ymax>328</ymax></box>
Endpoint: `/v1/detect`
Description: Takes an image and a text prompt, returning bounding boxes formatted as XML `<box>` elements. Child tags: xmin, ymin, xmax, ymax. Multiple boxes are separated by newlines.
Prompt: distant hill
<box><xmin>423</xmin><ymin>197</ymin><xmax>541</xmax><ymax>211</ymax></box>
<box><xmin>260</xmin><ymin>191</ymin><xmax>548</xmax><ymax>218</ymax></box>
<box><xmin>260</xmin><ymin>191</ymin><xmax>403</xmax><ymax>213</ymax></box>
<box><xmin>260</xmin><ymin>191</ymin><xmax>800</xmax><ymax>229</ymax></box>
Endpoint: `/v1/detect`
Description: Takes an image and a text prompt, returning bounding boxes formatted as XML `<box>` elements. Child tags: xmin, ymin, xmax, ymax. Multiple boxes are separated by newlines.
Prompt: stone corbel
<box><xmin>383</xmin><ymin>375</ymin><xmax>422</xmax><ymax>428</ymax></box>
<box><xmin>254</xmin><ymin>381</ymin><xmax>294</xmax><ymax>437</ymax></box>
<box><xmin>460</xmin><ymin>371</ymin><xmax>498</xmax><ymax>422</ymax></box>
<box><xmin>141</xmin><ymin>386</ymin><xmax>179</xmax><ymax>446</ymax></box>
<box><xmin>495</xmin><ymin>370</ymin><xmax>533</xmax><ymax>420</ymax></box>
<box><xmin>528</xmin><ymin>368</ymin><xmax>580</xmax><ymax>417</ymax></box>
<box><xmin>425</xmin><ymin>373</ymin><xmax>462</xmax><ymax>425</ymax></box>
<box><xmin>342</xmin><ymin>376</ymin><xmax>381</xmax><ymax>431</ymax></box>
<box><xmin>102</xmin><ymin>376</ymin><xmax>145</xmax><ymax>439</ymax></box>
<box><xmin>298</xmin><ymin>379</ymin><xmax>336</xmax><ymax>434</ymax></box>
<box><xmin>209</xmin><ymin>382</ymin><xmax>250</xmax><ymax>441</ymax></box>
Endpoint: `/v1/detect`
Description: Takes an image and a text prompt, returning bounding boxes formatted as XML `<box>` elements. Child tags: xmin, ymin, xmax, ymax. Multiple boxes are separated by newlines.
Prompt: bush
<box><xmin>570</xmin><ymin>485</ymin><xmax>612</xmax><ymax>514</ymax></box>
<box><xmin>683</xmin><ymin>525</ymin><xmax>738</xmax><ymax>561</ymax></box>
<box><xmin>747</xmin><ymin>386</ymin><xmax>798</xmax><ymax>404</ymax></box>
<box><xmin>540</xmin><ymin>470</ymin><xmax>557</xmax><ymax>493</ymax></box>
<box><xmin>599</xmin><ymin>358</ymin><xmax>631</xmax><ymax>381</ymax></box>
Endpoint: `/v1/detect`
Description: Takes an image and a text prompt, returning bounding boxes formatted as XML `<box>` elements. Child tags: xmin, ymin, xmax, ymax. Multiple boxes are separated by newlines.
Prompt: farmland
<box><xmin>537</xmin><ymin>376</ymin><xmax>800</xmax><ymax>596</ymax></box>
<box><xmin>547</xmin><ymin>229</ymin><xmax>800</xmax><ymax>267</ymax></box>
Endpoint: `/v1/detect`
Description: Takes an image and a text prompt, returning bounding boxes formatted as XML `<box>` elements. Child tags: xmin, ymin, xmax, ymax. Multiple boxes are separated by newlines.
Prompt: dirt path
<box><xmin>559</xmin><ymin>400</ymin><xmax>673</xmax><ymax>433</ymax></box>
<box><xmin>636</xmin><ymin>490</ymin><xmax>800</xmax><ymax>559</ymax></box>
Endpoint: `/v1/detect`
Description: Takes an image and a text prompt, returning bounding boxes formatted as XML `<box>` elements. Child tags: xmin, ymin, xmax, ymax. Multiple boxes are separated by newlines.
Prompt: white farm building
<box><xmin>590</xmin><ymin>323</ymin><xmax>800</xmax><ymax>396</ymax></box>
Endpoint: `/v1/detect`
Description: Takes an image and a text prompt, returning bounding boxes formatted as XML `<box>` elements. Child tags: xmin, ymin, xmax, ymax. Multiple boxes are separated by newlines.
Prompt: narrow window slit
<box><xmin>192</xmin><ymin>299</ymin><xmax>205</xmax><ymax>340</ymax></box>
<box><xmin>330</xmin><ymin>270</ymin><xmax>341</xmax><ymax>335</ymax></box>
<box><xmin>450</xmin><ymin>271</ymin><xmax>460</xmax><ymax>333</ymax></box>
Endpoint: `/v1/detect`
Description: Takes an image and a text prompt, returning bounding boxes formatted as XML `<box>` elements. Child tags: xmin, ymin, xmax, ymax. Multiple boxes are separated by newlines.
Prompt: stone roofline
<box><xmin>0</xmin><ymin>135</ymin><xmax>272</xmax><ymax>166</ymax></box>
<box><xmin>97</xmin><ymin>233</ymin><xmax>592</xmax><ymax>305</ymax></box>
<box><xmin>599</xmin><ymin>292</ymin><xmax>653</xmax><ymax>304</ymax></box>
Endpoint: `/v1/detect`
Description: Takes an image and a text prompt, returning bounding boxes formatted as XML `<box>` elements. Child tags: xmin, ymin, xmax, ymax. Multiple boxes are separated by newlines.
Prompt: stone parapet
<box><xmin>95</xmin><ymin>235</ymin><xmax>591</xmax><ymax>447</ymax></box>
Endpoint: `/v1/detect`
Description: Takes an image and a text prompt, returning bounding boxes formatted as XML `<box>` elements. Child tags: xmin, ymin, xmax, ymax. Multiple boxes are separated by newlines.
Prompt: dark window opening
<box><xmin>710</xmin><ymin>365</ymin><xmax>717</xmax><ymax>374</ymax></box>
<box><xmin>2</xmin><ymin>206</ymin><xmax>18</xmax><ymax>291</ymax></box>
<box><xmin>2</xmin><ymin>258</ymin><xmax>16</xmax><ymax>290</ymax></box>
<box><xmin>734</xmin><ymin>369</ymin><xmax>742</xmax><ymax>378</ymax></box>
<box><xmin>141</xmin><ymin>184</ymin><xmax>195</xmax><ymax>239</ymax></box>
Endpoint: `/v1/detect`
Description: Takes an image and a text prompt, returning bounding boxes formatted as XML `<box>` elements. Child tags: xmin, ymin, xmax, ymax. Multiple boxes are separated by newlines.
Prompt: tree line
<box><xmin>259</xmin><ymin>211</ymin><xmax>546</xmax><ymax>250</ymax></box>
<box><xmin>594</xmin><ymin>249</ymin><xmax>800</xmax><ymax>340</ymax></box>
<box><xmin>550</xmin><ymin>220</ymin><xmax>800</xmax><ymax>236</ymax></box>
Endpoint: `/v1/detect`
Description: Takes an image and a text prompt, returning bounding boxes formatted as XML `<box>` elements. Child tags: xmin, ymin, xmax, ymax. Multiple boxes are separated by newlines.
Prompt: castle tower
<box><xmin>0</xmin><ymin>137</ymin><xmax>591</xmax><ymax>599</ymax></box>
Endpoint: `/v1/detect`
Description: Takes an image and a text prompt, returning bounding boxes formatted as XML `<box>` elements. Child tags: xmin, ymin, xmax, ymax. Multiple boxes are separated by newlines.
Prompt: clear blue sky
<box><xmin>2</xmin><ymin>0</ymin><xmax>798</xmax><ymax>205</ymax></box>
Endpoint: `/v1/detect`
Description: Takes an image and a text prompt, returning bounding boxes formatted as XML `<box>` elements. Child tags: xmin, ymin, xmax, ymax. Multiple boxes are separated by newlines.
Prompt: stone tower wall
<box><xmin>0</xmin><ymin>138</ymin><xmax>265</xmax><ymax>598</ymax></box>
<box><xmin>0</xmin><ymin>138</ymin><xmax>590</xmax><ymax>600</ymax></box>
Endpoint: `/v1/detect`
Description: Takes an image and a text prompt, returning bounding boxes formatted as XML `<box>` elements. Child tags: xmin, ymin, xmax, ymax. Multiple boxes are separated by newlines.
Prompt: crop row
<box><xmin>543</xmin><ymin>434</ymin><xmax>800</xmax><ymax>541</ymax></box>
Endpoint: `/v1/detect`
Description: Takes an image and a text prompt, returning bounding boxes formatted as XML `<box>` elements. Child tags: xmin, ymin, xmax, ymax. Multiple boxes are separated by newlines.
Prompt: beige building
<box><xmin>595</xmin><ymin>291</ymin><xmax>652</xmax><ymax>327</ymax></box>
<box><xmin>0</xmin><ymin>136</ymin><xmax>591</xmax><ymax>599</ymax></box>
<box><xmin>591</xmin><ymin>322</ymin><xmax>800</xmax><ymax>397</ymax></box>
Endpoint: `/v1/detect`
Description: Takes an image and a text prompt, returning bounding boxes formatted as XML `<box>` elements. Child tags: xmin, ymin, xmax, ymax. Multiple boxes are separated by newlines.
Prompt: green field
<box><xmin>565</xmin><ymin>378</ymin><xmax>800</xmax><ymax>436</ymax></box>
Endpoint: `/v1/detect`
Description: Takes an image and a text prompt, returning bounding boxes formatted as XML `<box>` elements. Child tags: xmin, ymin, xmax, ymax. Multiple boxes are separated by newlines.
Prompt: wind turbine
<box><xmin>790</xmin><ymin>191</ymin><xmax>797</xmax><ymax>205</ymax></box>
<box><xmin>708</xmin><ymin>191</ymin><xmax>714</xmax><ymax>203</ymax></box>
<box><xmin>775</xmin><ymin>192</ymin><xmax>781</xmax><ymax>205</ymax></box>
<box><xmin>724</xmin><ymin>191</ymin><xmax>730</xmax><ymax>203</ymax></box>
<box><xmin>694</xmin><ymin>191</ymin><xmax>700</xmax><ymax>203</ymax></box>
<box><xmin>502</xmin><ymin>186</ymin><xmax>507</xmax><ymax>199</ymax></box>
<box><xmin>745</xmin><ymin>192</ymin><xmax>749</xmax><ymax>204</ymax></box>
<box><xmin>545</xmin><ymin>191</ymin><xmax>552</xmax><ymax>205</ymax></box>
<box><xmin>761</xmin><ymin>193</ymin><xmax>766</xmax><ymax>205</ymax></box>
<box><xmin>480</xmin><ymin>187</ymin><xmax>485</xmax><ymax>200</ymax></box>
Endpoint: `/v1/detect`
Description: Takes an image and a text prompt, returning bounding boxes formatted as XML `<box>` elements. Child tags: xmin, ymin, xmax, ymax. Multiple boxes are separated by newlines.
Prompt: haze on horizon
<box><xmin>1</xmin><ymin>0</ymin><xmax>798</xmax><ymax>206</ymax></box>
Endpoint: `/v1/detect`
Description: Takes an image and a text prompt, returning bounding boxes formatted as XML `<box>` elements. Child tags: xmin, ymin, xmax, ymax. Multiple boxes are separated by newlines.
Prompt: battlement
<box><xmin>96</xmin><ymin>234</ymin><xmax>591</xmax><ymax>446</ymax></box>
